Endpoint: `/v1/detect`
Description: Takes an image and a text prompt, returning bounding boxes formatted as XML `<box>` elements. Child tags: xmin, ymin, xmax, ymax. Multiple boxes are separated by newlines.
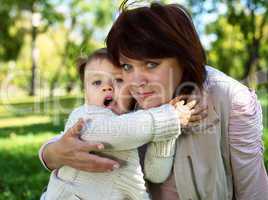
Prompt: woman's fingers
<box><xmin>73</xmin><ymin>138</ymin><xmax>120</xmax><ymax>171</ymax></box>
<box><xmin>60</xmin><ymin>139</ymin><xmax>119</xmax><ymax>172</ymax></box>
<box><xmin>53</xmin><ymin>119</ymin><xmax>121</xmax><ymax>172</ymax></box>
<box><xmin>67</xmin><ymin>152</ymin><xmax>119</xmax><ymax>172</ymax></box>
<box><xmin>79</xmin><ymin>140</ymin><xmax>104</xmax><ymax>152</ymax></box>
<box><xmin>65</xmin><ymin>118</ymin><xmax>85</xmax><ymax>138</ymax></box>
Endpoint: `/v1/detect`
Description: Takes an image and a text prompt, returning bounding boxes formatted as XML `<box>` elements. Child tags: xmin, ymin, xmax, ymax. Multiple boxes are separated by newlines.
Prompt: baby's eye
<box><xmin>92</xmin><ymin>80</ymin><xmax>101</xmax><ymax>86</ymax></box>
<box><xmin>121</xmin><ymin>64</ymin><xmax>133</xmax><ymax>72</ymax></box>
<box><xmin>146</xmin><ymin>62</ymin><xmax>158</xmax><ymax>69</ymax></box>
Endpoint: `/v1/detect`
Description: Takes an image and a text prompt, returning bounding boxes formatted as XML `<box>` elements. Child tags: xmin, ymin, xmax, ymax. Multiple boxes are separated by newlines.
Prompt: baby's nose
<box><xmin>102</xmin><ymin>85</ymin><xmax>113</xmax><ymax>92</ymax></box>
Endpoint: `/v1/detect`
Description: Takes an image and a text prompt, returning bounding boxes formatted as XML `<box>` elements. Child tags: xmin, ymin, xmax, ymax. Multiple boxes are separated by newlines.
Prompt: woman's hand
<box><xmin>42</xmin><ymin>119</ymin><xmax>120</xmax><ymax>172</ymax></box>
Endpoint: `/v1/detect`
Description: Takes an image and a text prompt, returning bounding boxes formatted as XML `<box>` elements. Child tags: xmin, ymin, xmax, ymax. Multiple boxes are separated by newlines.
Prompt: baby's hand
<box><xmin>170</xmin><ymin>93</ymin><xmax>208</xmax><ymax>127</ymax></box>
<box><xmin>170</xmin><ymin>99</ymin><xmax>197</xmax><ymax>127</ymax></box>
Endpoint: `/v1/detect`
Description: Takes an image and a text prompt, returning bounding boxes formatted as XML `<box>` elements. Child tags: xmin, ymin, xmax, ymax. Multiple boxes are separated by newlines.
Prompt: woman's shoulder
<box><xmin>205</xmin><ymin>66</ymin><xmax>241</xmax><ymax>84</ymax></box>
<box><xmin>204</xmin><ymin>66</ymin><xmax>259</xmax><ymax>113</ymax></box>
<box><xmin>204</xmin><ymin>66</ymin><xmax>249</xmax><ymax>96</ymax></box>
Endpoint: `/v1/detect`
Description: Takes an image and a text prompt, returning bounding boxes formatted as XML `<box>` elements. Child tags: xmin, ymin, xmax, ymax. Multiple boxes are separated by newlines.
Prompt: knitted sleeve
<box><xmin>81</xmin><ymin>104</ymin><xmax>180</xmax><ymax>150</ymax></box>
<box><xmin>144</xmin><ymin>139</ymin><xmax>177</xmax><ymax>183</ymax></box>
<box><xmin>38</xmin><ymin>104</ymin><xmax>180</xmax><ymax>170</ymax></box>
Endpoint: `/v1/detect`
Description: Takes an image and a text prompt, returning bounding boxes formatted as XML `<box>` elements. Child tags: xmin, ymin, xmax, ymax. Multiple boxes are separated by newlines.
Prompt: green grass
<box><xmin>0</xmin><ymin>133</ymin><xmax>54</xmax><ymax>200</ymax></box>
<box><xmin>0</xmin><ymin>94</ymin><xmax>267</xmax><ymax>200</ymax></box>
<box><xmin>0</xmin><ymin>96</ymin><xmax>82</xmax><ymax>200</ymax></box>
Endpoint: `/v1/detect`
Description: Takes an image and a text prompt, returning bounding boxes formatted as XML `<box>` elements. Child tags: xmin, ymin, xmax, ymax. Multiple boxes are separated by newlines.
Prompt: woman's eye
<box><xmin>146</xmin><ymin>62</ymin><xmax>158</xmax><ymax>69</ymax></box>
<box><xmin>92</xmin><ymin>80</ymin><xmax>101</xmax><ymax>86</ymax></box>
<box><xmin>115</xmin><ymin>78</ymin><xmax>124</xmax><ymax>84</ymax></box>
<box><xmin>121</xmin><ymin>64</ymin><xmax>133</xmax><ymax>72</ymax></box>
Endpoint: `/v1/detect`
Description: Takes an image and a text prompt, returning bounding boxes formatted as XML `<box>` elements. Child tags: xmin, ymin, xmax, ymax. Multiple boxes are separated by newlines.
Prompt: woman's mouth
<box><xmin>137</xmin><ymin>91</ymin><xmax>155</xmax><ymax>99</ymax></box>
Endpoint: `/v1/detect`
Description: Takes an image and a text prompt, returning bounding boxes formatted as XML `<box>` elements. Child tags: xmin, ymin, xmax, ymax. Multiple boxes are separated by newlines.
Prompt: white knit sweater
<box><xmin>44</xmin><ymin>104</ymin><xmax>180</xmax><ymax>200</ymax></box>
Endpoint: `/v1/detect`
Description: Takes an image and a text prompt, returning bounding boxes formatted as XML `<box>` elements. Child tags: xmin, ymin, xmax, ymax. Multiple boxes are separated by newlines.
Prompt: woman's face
<box><xmin>119</xmin><ymin>56</ymin><xmax>183</xmax><ymax>109</ymax></box>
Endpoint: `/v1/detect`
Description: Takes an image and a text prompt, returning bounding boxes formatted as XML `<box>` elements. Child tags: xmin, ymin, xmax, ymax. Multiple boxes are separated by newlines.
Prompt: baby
<box><xmin>42</xmin><ymin>48</ymin><xmax>196</xmax><ymax>200</ymax></box>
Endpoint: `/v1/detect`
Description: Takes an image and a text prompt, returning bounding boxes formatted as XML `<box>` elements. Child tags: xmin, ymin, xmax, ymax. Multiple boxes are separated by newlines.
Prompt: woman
<box><xmin>39</xmin><ymin>2</ymin><xmax>268</xmax><ymax>200</ymax></box>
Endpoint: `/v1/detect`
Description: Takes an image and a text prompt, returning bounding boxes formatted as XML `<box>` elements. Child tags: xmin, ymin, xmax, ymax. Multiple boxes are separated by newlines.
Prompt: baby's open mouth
<box><xmin>103</xmin><ymin>96</ymin><xmax>114</xmax><ymax>107</ymax></box>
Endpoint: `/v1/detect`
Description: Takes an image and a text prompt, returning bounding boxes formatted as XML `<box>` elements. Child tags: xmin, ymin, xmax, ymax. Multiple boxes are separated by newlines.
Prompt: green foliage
<box><xmin>205</xmin><ymin>16</ymin><xmax>246</xmax><ymax>78</ymax></box>
<box><xmin>57</xmin><ymin>0</ymin><xmax>117</xmax><ymax>91</ymax></box>
<box><xmin>0</xmin><ymin>1</ymin><xmax>25</xmax><ymax>60</ymax></box>
<box><xmin>264</xmin><ymin>129</ymin><xmax>268</xmax><ymax>169</ymax></box>
<box><xmin>0</xmin><ymin>0</ymin><xmax>64</xmax><ymax>61</ymax></box>
<box><xmin>259</xmin><ymin>93</ymin><xmax>268</xmax><ymax>170</ymax></box>
<box><xmin>0</xmin><ymin>0</ymin><xmax>118</xmax><ymax>97</ymax></box>
<box><xmin>186</xmin><ymin>0</ymin><xmax>268</xmax><ymax>89</ymax></box>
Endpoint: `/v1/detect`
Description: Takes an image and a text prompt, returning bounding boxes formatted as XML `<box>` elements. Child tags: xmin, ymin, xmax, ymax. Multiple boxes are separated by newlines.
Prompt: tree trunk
<box><xmin>66</xmin><ymin>82</ymin><xmax>74</xmax><ymax>94</ymax></box>
<box><xmin>29</xmin><ymin>24</ymin><xmax>38</xmax><ymax>96</ymax></box>
<box><xmin>49</xmin><ymin>16</ymin><xmax>76</xmax><ymax>97</ymax></box>
<box><xmin>243</xmin><ymin>38</ymin><xmax>260</xmax><ymax>89</ymax></box>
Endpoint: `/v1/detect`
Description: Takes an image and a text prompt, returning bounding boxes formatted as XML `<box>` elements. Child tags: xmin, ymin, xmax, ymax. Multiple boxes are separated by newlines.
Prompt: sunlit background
<box><xmin>0</xmin><ymin>0</ymin><xmax>267</xmax><ymax>199</ymax></box>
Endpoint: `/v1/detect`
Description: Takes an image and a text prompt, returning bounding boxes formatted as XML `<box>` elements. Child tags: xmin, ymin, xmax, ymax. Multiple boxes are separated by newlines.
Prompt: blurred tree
<box><xmin>226</xmin><ymin>0</ymin><xmax>268</xmax><ymax>89</ymax></box>
<box><xmin>0</xmin><ymin>0</ymin><xmax>64</xmax><ymax>96</ymax></box>
<box><xmin>187</xmin><ymin>0</ymin><xmax>268</xmax><ymax>89</ymax></box>
<box><xmin>29</xmin><ymin>1</ymin><xmax>64</xmax><ymax>96</ymax></box>
<box><xmin>0</xmin><ymin>0</ymin><xmax>118</xmax><ymax>97</ymax></box>
<box><xmin>0</xmin><ymin>0</ymin><xmax>25</xmax><ymax>61</ymax></box>
<box><xmin>48</xmin><ymin>0</ymin><xmax>117</xmax><ymax>96</ymax></box>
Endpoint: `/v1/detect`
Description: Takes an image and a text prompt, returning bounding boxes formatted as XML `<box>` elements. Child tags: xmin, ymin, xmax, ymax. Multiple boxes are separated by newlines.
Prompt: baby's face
<box><xmin>84</xmin><ymin>58</ymin><xmax>133</xmax><ymax>114</ymax></box>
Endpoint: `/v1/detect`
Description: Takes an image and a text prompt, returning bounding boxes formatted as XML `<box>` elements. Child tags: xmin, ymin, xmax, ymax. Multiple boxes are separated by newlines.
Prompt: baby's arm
<box><xmin>65</xmin><ymin>99</ymin><xmax>196</xmax><ymax>153</ymax></box>
<box><xmin>144</xmin><ymin>97</ymin><xmax>206</xmax><ymax>183</ymax></box>
<box><xmin>144</xmin><ymin>139</ymin><xmax>177</xmax><ymax>183</ymax></box>
<box><xmin>66</xmin><ymin>104</ymin><xmax>181</xmax><ymax>151</ymax></box>
<box><xmin>144</xmin><ymin>99</ymin><xmax>202</xmax><ymax>183</ymax></box>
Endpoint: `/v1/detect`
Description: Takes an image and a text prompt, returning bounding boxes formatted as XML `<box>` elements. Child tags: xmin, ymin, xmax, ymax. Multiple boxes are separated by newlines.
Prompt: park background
<box><xmin>0</xmin><ymin>0</ymin><xmax>267</xmax><ymax>199</ymax></box>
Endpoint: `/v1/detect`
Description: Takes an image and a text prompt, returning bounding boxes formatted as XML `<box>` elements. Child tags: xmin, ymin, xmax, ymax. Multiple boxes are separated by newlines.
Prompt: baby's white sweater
<box><xmin>44</xmin><ymin>104</ymin><xmax>180</xmax><ymax>200</ymax></box>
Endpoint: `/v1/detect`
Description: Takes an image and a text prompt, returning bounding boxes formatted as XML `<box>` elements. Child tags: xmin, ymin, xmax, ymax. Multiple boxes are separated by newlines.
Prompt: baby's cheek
<box><xmin>84</xmin><ymin>90</ymin><xmax>91</xmax><ymax>104</ymax></box>
<box><xmin>114</xmin><ymin>84</ymin><xmax>132</xmax><ymax>111</ymax></box>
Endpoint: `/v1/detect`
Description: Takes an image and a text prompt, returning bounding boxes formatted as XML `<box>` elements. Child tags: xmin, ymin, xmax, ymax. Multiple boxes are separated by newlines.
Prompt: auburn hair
<box><xmin>106</xmin><ymin>2</ymin><xmax>207</xmax><ymax>94</ymax></box>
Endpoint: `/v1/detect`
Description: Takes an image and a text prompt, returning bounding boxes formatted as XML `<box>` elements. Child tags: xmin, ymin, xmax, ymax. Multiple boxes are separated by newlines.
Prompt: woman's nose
<box><xmin>130</xmin><ymin>71</ymin><xmax>148</xmax><ymax>88</ymax></box>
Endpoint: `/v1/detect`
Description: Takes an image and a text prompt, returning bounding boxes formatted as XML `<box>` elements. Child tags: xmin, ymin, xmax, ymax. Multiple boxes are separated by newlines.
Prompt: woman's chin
<box><xmin>139</xmin><ymin>100</ymin><xmax>162</xmax><ymax>109</ymax></box>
